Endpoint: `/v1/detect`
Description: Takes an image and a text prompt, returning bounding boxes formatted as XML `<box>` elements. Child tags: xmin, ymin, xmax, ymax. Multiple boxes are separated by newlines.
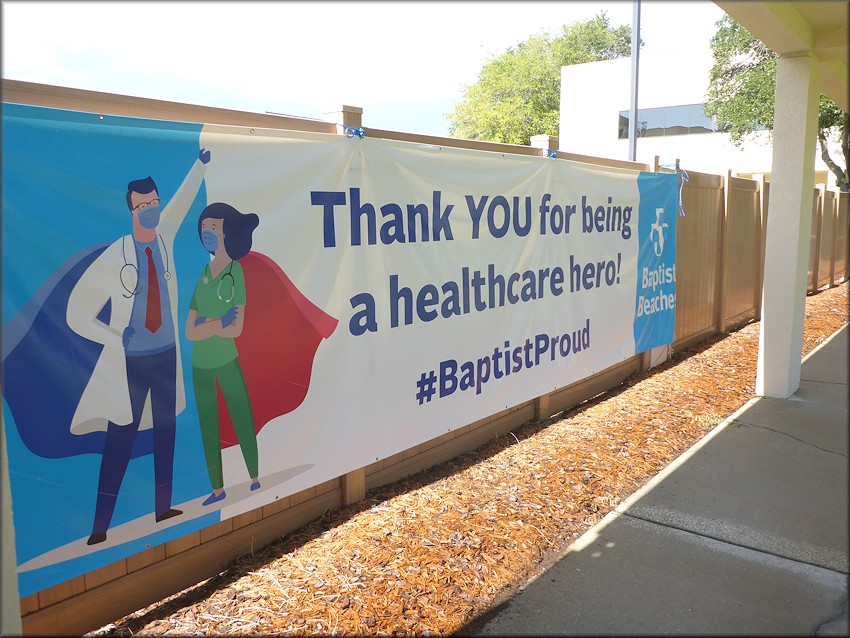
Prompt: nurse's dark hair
<box><xmin>198</xmin><ymin>202</ymin><xmax>260</xmax><ymax>260</ymax></box>
<box><xmin>126</xmin><ymin>177</ymin><xmax>158</xmax><ymax>211</ymax></box>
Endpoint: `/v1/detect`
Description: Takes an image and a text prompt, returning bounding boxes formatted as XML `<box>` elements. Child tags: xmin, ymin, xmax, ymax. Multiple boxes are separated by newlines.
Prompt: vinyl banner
<box><xmin>1</xmin><ymin>103</ymin><xmax>678</xmax><ymax>595</ymax></box>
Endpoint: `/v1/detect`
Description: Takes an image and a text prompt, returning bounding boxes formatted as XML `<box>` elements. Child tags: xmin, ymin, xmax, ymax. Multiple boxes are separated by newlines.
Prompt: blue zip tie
<box><xmin>344</xmin><ymin>126</ymin><xmax>365</xmax><ymax>139</ymax></box>
<box><xmin>660</xmin><ymin>162</ymin><xmax>690</xmax><ymax>216</ymax></box>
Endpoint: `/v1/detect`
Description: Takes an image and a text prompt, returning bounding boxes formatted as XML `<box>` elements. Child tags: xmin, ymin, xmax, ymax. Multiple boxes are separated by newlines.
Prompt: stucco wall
<box><xmin>559</xmin><ymin>50</ymin><xmax>838</xmax><ymax>188</ymax></box>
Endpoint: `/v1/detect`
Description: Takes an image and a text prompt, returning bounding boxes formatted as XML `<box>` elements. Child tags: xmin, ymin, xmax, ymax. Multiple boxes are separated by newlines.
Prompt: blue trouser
<box><xmin>91</xmin><ymin>346</ymin><xmax>177</xmax><ymax>535</ymax></box>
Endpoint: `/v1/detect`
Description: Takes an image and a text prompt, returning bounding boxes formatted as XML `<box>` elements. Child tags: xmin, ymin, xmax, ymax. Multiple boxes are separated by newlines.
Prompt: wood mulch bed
<box><xmin>91</xmin><ymin>282</ymin><xmax>848</xmax><ymax>637</ymax></box>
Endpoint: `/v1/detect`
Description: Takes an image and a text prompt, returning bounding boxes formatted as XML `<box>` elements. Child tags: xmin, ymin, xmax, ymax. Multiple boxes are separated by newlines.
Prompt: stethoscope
<box><xmin>120</xmin><ymin>235</ymin><xmax>170</xmax><ymax>298</ymax></box>
<box><xmin>203</xmin><ymin>261</ymin><xmax>236</xmax><ymax>303</ymax></box>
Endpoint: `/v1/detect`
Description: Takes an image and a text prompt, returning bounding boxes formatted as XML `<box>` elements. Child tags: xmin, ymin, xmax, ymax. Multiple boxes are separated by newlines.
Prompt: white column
<box><xmin>1</xmin><ymin>422</ymin><xmax>23</xmax><ymax>636</ymax></box>
<box><xmin>756</xmin><ymin>54</ymin><xmax>820</xmax><ymax>398</ymax></box>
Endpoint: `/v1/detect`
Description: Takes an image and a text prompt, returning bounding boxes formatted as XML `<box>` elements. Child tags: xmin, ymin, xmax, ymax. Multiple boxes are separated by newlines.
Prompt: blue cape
<box><xmin>2</xmin><ymin>244</ymin><xmax>154</xmax><ymax>459</ymax></box>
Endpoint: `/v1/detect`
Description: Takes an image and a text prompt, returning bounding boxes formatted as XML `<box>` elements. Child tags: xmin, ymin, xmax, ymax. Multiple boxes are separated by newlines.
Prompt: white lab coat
<box><xmin>66</xmin><ymin>158</ymin><xmax>207</xmax><ymax>435</ymax></box>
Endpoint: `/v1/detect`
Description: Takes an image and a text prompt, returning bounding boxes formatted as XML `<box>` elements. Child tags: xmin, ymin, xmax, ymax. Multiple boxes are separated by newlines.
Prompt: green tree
<box><xmin>447</xmin><ymin>12</ymin><xmax>633</xmax><ymax>145</ymax></box>
<box><xmin>704</xmin><ymin>15</ymin><xmax>849</xmax><ymax>191</ymax></box>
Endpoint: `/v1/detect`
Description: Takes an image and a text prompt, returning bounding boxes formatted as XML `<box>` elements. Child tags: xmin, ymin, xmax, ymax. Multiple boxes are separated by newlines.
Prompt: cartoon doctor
<box><xmin>66</xmin><ymin>148</ymin><xmax>211</xmax><ymax>545</ymax></box>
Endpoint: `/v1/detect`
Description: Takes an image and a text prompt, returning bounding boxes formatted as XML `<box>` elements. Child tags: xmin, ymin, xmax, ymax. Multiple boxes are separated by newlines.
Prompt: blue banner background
<box><xmin>2</xmin><ymin>104</ymin><xmax>218</xmax><ymax>595</ymax></box>
<box><xmin>634</xmin><ymin>171</ymin><xmax>679</xmax><ymax>353</ymax></box>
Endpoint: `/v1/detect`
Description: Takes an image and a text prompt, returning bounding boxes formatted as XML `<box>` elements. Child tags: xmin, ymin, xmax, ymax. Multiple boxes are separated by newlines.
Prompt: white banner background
<box><xmin>3</xmin><ymin>106</ymin><xmax>676</xmax><ymax>591</ymax></box>
<box><xmin>199</xmin><ymin>128</ymin><xmax>647</xmax><ymax>518</ymax></box>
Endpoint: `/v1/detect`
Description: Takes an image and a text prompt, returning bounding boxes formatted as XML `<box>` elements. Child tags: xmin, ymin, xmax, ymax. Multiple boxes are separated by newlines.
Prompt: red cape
<box><xmin>216</xmin><ymin>252</ymin><xmax>337</xmax><ymax>448</ymax></box>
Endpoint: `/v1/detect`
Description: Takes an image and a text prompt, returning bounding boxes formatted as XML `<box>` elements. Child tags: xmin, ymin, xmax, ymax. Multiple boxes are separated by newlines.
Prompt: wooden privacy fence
<box><xmin>3</xmin><ymin>80</ymin><xmax>848</xmax><ymax>635</ymax></box>
<box><xmin>811</xmin><ymin>184</ymin><xmax>849</xmax><ymax>293</ymax></box>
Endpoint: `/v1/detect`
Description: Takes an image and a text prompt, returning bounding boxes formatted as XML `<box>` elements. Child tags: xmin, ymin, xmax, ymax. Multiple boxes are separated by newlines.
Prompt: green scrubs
<box><xmin>190</xmin><ymin>261</ymin><xmax>258</xmax><ymax>490</ymax></box>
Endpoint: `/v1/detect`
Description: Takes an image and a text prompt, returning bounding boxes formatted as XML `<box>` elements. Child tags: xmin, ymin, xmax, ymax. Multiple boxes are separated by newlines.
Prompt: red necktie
<box><xmin>145</xmin><ymin>246</ymin><xmax>162</xmax><ymax>333</ymax></box>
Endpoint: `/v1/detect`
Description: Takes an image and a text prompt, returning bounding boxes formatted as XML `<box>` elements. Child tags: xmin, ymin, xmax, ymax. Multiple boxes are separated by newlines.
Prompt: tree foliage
<box><xmin>704</xmin><ymin>15</ymin><xmax>848</xmax><ymax>191</ymax></box>
<box><xmin>447</xmin><ymin>12</ymin><xmax>633</xmax><ymax>145</ymax></box>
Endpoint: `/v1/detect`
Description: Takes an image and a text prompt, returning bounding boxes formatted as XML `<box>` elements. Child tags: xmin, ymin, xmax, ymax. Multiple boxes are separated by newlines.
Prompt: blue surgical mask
<box><xmin>138</xmin><ymin>205</ymin><xmax>162</xmax><ymax>229</ymax></box>
<box><xmin>201</xmin><ymin>229</ymin><xmax>221</xmax><ymax>253</ymax></box>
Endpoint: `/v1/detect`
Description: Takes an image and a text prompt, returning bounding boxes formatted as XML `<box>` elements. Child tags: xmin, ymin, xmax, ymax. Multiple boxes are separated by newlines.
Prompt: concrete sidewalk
<box><xmin>462</xmin><ymin>325</ymin><xmax>849</xmax><ymax>636</ymax></box>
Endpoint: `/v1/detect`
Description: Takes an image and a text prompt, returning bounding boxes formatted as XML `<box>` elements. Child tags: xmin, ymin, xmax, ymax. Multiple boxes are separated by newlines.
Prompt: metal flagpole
<box><xmin>628</xmin><ymin>0</ymin><xmax>641</xmax><ymax>162</ymax></box>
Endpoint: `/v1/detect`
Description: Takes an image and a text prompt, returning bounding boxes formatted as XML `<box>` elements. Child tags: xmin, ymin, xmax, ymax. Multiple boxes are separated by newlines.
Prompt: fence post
<box><xmin>810</xmin><ymin>184</ymin><xmax>825</xmax><ymax>293</ymax></box>
<box><xmin>341</xmin><ymin>470</ymin><xmax>366</xmax><ymax>508</ymax></box>
<box><xmin>530</xmin><ymin>134</ymin><xmax>559</xmax><ymax>416</ymax></box>
<box><xmin>324</xmin><ymin>105</ymin><xmax>367</xmax><ymax>506</ymax></box>
<box><xmin>716</xmin><ymin>170</ymin><xmax>732</xmax><ymax>333</ymax></box>
<box><xmin>755</xmin><ymin>174</ymin><xmax>768</xmax><ymax>320</ymax></box>
<box><xmin>835</xmin><ymin>191</ymin><xmax>850</xmax><ymax>282</ymax></box>
<box><xmin>535</xmin><ymin>393</ymin><xmax>551</xmax><ymax>423</ymax></box>
<box><xmin>640</xmin><ymin>155</ymin><xmax>661</xmax><ymax>372</ymax></box>
<box><xmin>530</xmin><ymin>134</ymin><xmax>558</xmax><ymax>157</ymax></box>
<box><xmin>828</xmin><ymin>189</ymin><xmax>837</xmax><ymax>287</ymax></box>
<box><xmin>1</xmin><ymin>424</ymin><xmax>22</xmax><ymax>636</ymax></box>
<box><xmin>323</xmin><ymin>105</ymin><xmax>364</xmax><ymax>135</ymax></box>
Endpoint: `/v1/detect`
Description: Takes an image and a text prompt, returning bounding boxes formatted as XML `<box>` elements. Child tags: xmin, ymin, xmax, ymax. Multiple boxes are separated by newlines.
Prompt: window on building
<box><xmin>618</xmin><ymin>104</ymin><xmax>717</xmax><ymax>139</ymax></box>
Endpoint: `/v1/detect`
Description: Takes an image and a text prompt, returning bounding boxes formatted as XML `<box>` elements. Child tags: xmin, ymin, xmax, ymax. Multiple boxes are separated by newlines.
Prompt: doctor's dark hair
<box><xmin>198</xmin><ymin>202</ymin><xmax>260</xmax><ymax>261</ymax></box>
<box><xmin>126</xmin><ymin>177</ymin><xmax>158</xmax><ymax>211</ymax></box>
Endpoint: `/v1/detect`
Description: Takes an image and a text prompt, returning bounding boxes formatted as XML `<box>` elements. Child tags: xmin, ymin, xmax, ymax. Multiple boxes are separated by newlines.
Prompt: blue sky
<box><xmin>2</xmin><ymin>1</ymin><xmax>726</xmax><ymax>136</ymax></box>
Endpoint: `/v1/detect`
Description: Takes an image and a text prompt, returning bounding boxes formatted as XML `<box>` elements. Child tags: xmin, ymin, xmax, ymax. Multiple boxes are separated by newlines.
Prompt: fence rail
<box><xmin>3</xmin><ymin>79</ymin><xmax>847</xmax><ymax>636</ymax></box>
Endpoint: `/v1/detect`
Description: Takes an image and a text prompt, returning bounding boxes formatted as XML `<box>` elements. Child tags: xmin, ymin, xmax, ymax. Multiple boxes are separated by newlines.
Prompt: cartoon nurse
<box><xmin>185</xmin><ymin>202</ymin><xmax>261</xmax><ymax>505</ymax></box>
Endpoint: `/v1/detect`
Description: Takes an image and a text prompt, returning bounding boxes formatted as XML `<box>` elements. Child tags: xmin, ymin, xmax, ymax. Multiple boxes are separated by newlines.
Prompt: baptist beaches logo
<box><xmin>650</xmin><ymin>207</ymin><xmax>669</xmax><ymax>256</ymax></box>
<box><xmin>637</xmin><ymin>207</ymin><xmax>676</xmax><ymax>318</ymax></box>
